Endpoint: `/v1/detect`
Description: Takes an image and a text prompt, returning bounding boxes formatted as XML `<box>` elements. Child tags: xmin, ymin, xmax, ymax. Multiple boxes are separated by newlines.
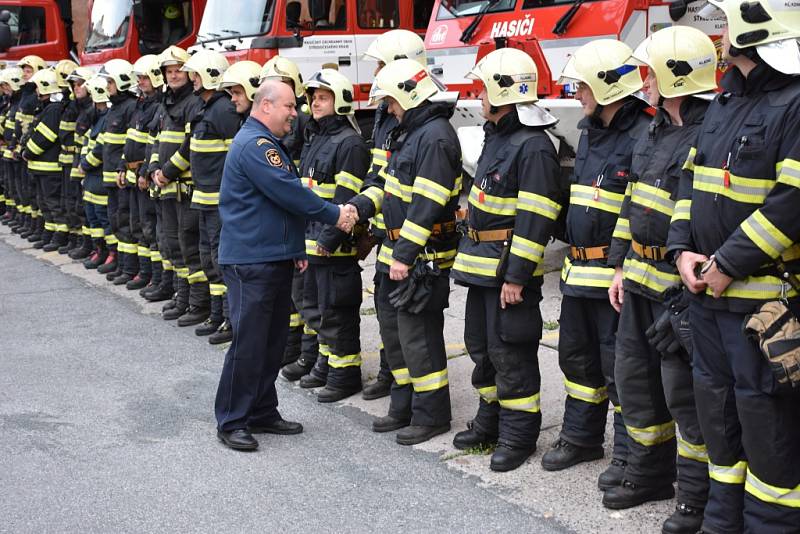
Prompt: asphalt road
<box><xmin>0</xmin><ymin>236</ymin><xmax>571</xmax><ymax>534</ymax></box>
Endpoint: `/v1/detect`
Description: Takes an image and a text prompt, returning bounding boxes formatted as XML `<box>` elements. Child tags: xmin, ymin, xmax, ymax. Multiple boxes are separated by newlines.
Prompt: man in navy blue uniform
<box><xmin>214</xmin><ymin>80</ymin><xmax>356</xmax><ymax>451</ymax></box>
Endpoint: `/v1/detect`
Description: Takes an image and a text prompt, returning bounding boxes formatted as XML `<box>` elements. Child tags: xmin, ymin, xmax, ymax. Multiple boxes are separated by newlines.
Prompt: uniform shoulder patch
<box><xmin>265</xmin><ymin>148</ymin><xmax>284</xmax><ymax>167</ymax></box>
<box><xmin>256</xmin><ymin>137</ymin><xmax>273</xmax><ymax>147</ymax></box>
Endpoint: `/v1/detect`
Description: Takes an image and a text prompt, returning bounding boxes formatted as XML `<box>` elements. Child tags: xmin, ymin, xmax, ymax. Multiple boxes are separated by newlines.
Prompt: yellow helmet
<box><xmin>159</xmin><ymin>45</ymin><xmax>191</xmax><ymax>67</ymax></box>
<box><xmin>701</xmin><ymin>0</ymin><xmax>800</xmax><ymax>49</ymax></box>
<box><xmin>181</xmin><ymin>49</ymin><xmax>230</xmax><ymax>90</ymax></box>
<box><xmin>260</xmin><ymin>56</ymin><xmax>304</xmax><ymax>98</ymax></box>
<box><xmin>363</xmin><ymin>29</ymin><xmax>427</xmax><ymax>67</ymax></box>
<box><xmin>132</xmin><ymin>54</ymin><xmax>164</xmax><ymax>88</ymax></box>
<box><xmin>98</xmin><ymin>58</ymin><xmax>135</xmax><ymax>92</ymax></box>
<box><xmin>86</xmin><ymin>76</ymin><xmax>110</xmax><ymax>103</ymax></box>
<box><xmin>54</xmin><ymin>59</ymin><xmax>79</xmax><ymax>89</ymax></box>
<box><xmin>467</xmin><ymin>48</ymin><xmax>538</xmax><ymax>106</ymax></box>
<box><xmin>67</xmin><ymin>67</ymin><xmax>95</xmax><ymax>84</ymax></box>
<box><xmin>30</xmin><ymin>68</ymin><xmax>60</xmax><ymax>96</ymax></box>
<box><xmin>558</xmin><ymin>39</ymin><xmax>643</xmax><ymax>106</ymax></box>
<box><xmin>219</xmin><ymin>60</ymin><xmax>262</xmax><ymax>101</ymax></box>
<box><xmin>631</xmin><ymin>26</ymin><xmax>717</xmax><ymax>98</ymax></box>
<box><xmin>1</xmin><ymin>67</ymin><xmax>24</xmax><ymax>91</ymax></box>
<box><xmin>369</xmin><ymin>58</ymin><xmax>439</xmax><ymax>110</ymax></box>
<box><xmin>304</xmin><ymin>68</ymin><xmax>356</xmax><ymax>115</ymax></box>
<box><xmin>18</xmin><ymin>55</ymin><xmax>47</xmax><ymax>72</ymax></box>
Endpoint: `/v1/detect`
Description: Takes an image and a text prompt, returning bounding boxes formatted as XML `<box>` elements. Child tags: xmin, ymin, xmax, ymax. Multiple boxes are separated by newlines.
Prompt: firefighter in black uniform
<box><xmin>541</xmin><ymin>40</ymin><xmax>650</xmax><ymax>485</ymax></box>
<box><xmin>120</xmin><ymin>55</ymin><xmax>164</xmax><ymax>291</ymax></box>
<box><xmin>52</xmin><ymin>59</ymin><xmax>80</xmax><ymax>254</ymax></box>
<box><xmin>23</xmin><ymin>68</ymin><xmax>65</xmax><ymax>251</ymax></box>
<box><xmin>0</xmin><ymin>70</ymin><xmax>11</xmax><ymax>223</ymax></box>
<box><xmin>1</xmin><ymin>67</ymin><xmax>23</xmax><ymax>231</ymax></box>
<box><xmin>181</xmin><ymin>50</ymin><xmax>239</xmax><ymax>333</ymax></box>
<box><xmin>348</xmin><ymin>58</ymin><xmax>461</xmax><ymax>445</ymax></box>
<box><xmin>149</xmin><ymin>46</ymin><xmax>204</xmax><ymax>320</ymax></box>
<box><xmin>292</xmin><ymin>69</ymin><xmax>369</xmax><ymax>402</ymax></box>
<box><xmin>668</xmin><ymin>3</ymin><xmax>800</xmax><ymax>532</ymax></box>
<box><xmin>96</xmin><ymin>59</ymin><xmax>138</xmax><ymax>281</ymax></box>
<box><xmin>604</xmin><ymin>27</ymin><xmax>714</xmax><ymax>531</ymax></box>
<box><xmin>451</xmin><ymin>48</ymin><xmax>562</xmax><ymax>472</ymax></box>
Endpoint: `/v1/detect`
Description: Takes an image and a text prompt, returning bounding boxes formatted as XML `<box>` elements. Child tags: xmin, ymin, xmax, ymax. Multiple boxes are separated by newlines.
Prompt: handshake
<box><xmin>336</xmin><ymin>204</ymin><xmax>359</xmax><ymax>233</ymax></box>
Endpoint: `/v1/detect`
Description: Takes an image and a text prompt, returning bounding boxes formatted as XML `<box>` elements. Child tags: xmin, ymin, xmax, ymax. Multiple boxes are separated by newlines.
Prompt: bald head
<box><xmin>251</xmin><ymin>80</ymin><xmax>298</xmax><ymax>138</ymax></box>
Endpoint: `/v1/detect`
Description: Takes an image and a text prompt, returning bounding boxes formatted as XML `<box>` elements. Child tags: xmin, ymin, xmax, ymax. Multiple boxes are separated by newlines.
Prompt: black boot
<box><xmin>137</xmin><ymin>256</ymin><xmax>160</xmax><ymax>294</ymax></box>
<box><xmin>83</xmin><ymin>241</ymin><xmax>108</xmax><ymax>270</ymax></box>
<box><xmin>69</xmin><ymin>235</ymin><xmax>93</xmax><ymax>260</ymax></box>
<box><xmin>317</xmin><ymin>384</ymin><xmax>362</xmax><ymax>403</ymax></box>
<box><xmin>541</xmin><ymin>438</ymin><xmax>604</xmax><ymax>471</ymax></box>
<box><xmin>602</xmin><ymin>479</ymin><xmax>675</xmax><ymax>510</ymax></box>
<box><xmin>453</xmin><ymin>422</ymin><xmax>498</xmax><ymax>451</ymax></box>
<box><xmin>97</xmin><ymin>250</ymin><xmax>118</xmax><ymax>275</ymax></box>
<box><xmin>490</xmin><ymin>443</ymin><xmax>537</xmax><ymax>472</ymax></box>
<box><xmin>208</xmin><ymin>319</ymin><xmax>233</xmax><ymax>344</ymax></box>
<box><xmin>372</xmin><ymin>415</ymin><xmax>410</xmax><ymax>433</ymax></box>
<box><xmin>143</xmin><ymin>268</ymin><xmax>174</xmax><ymax>302</ymax></box>
<box><xmin>362</xmin><ymin>375</ymin><xmax>392</xmax><ymax>400</ymax></box>
<box><xmin>299</xmin><ymin>374</ymin><xmax>326</xmax><ymax>389</ymax></box>
<box><xmin>177</xmin><ymin>305</ymin><xmax>210</xmax><ymax>327</ymax></box>
<box><xmin>43</xmin><ymin>231</ymin><xmax>66</xmax><ymax>252</ymax></box>
<box><xmin>396</xmin><ymin>423</ymin><xmax>451</xmax><ymax>446</ymax></box>
<box><xmin>112</xmin><ymin>273</ymin><xmax>133</xmax><ymax>286</ymax></box>
<box><xmin>281</xmin><ymin>357</ymin><xmax>315</xmax><ymax>381</ymax></box>
<box><xmin>105</xmin><ymin>252</ymin><xmax>124</xmax><ymax>280</ymax></box>
<box><xmin>126</xmin><ymin>273</ymin><xmax>150</xmax><ymax>290</ymax></box>
<box><xmin>32</xmin><ymin>228</ymin><xmax>51</xmax><ymax>248</ymax></box>
<box><xmin>163</xmin><ymin>278</ymin><xmax>189</xmax><ymax>320</ymax></box>
<box><xmin>195</xmin><ymin>296</ymin><xmax>223</xmax><ymax>336</ymax></box>
<box><xmin>58</xmin><ymin>233</ymin><xmax>77</xmax><ymax>254</ymax></box>
<box><xmin>598</xmin><ymin>458</ymin><xmax>627</xmax><ymax>490</ymax></box>
<box><xmin>662</xmin><ymin>503</ymin><xmax>704</xmax><ymax>534</ymax></box>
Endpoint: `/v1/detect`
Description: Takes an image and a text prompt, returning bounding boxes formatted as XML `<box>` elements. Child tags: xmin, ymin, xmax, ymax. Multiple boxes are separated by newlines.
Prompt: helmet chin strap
<box><xmin>590</xmin><ymin>102</ymin><xmax>604</xmax><ymax>122</ymax></box>
<box><xmin>729</xmin><ymin>44</ymin><xmax>761</xmax><ymax>62</ymax></box>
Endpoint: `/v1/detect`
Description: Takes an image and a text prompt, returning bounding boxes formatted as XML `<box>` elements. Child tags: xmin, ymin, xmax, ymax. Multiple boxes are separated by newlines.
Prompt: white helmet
<box><xmin>219</xmin><ymin>60</ymin><xmax>262</xmax><ymax>101</ymax></box>
<box><xmin>559</xmin><ymin>39</ymin><xmax>643</xmax><ymax>106</ymax></box>
<box><xmin>260</xmin><ymin>56</ymin><xmax>304</xmax><ymax>98</ymax></box>
<box><xmin>30</xmin><ymin>69</ymin><xmax>60</xmax><ymax>96</ymax></box>
<box><xmin>181</xmin><ymin>50</ymin><xmax>230</xmax><ymax>90</ymax></box>
<box><xmin>363</xmin><ymin>30</ymin><xmax>427</xmax><ymax>67</ymax></box>
<box><xmin>86</xmin><ymin>76</ymin><xmax>110</xmax><ymax>104</ymax></box>
<box><xmin>0</xmin><ymin>67</ymin><xmax>24</xmax><ymax>91</ymax></box>
<box><xmin>133</xmin><ymin>54</ymin><xmax>165</xmax><ymax>88</ymax></box>
<box><xmin>467</xmin><ymin>48</ymin><xmax>539</xmax><ymax>106</ymax></box>
<box><xmin>369</xmin><ymin>58</ymin><xmax>439</xmax><ymax>110</ymax></box>
<box><xmin>98</xmin><ymin>59</ymin><xmax>135</xmax><ymax>92</ymax></box>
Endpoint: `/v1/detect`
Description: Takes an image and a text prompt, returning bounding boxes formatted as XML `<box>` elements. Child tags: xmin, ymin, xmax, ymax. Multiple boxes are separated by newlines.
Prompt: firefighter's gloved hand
<box><xmin>388</xmin><ymin>276</ymin><xmax>418</xmax><ymax>310</ymax></box>
<box><xmin>646</xmin><ymin>307</ymin><xmax>682</xmax><ymax>356</ymax></box>
<box><xmin>389</xmin><ymin>260</ymin><xmax>441</xmax><ymax>313</ymax></box>
<box><xmin>665</xmin><ymin>287</ymin><xmax>693</xmax><ymax>357</ymax></box>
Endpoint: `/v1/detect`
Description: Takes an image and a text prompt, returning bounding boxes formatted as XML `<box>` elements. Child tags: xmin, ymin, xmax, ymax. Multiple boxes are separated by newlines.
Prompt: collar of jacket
<box><xmin>164</xmin><ymin>81</ymin><xmax>193</xmax><ymax>105</ymax></box>
<box><xmin>139</xmin><ymin>91</ymin><xmax>160</xmax><ymax>105</ymax></box>
<box><xmin>246</xmin><ymin>115</ymin><xmax>282</xmax><ymax>143</ymax></box>
<box><xmin>308</xmin><ymin>113</ymin><xmax>350</xmax><ymax>136</ymax></box>
<box><xmin>399</xmin><ymin>100</ymin><xmax>454</xmax><ymax>132</ymax></box>
<box><xmin>110</xmin><ymin>91</ymin><xmax>134</xmax><ymax>106</ymax></box>
<box><xmin>202</xmin><ymin>90</ymin><xmax>229</xmax><ymax>111</ymax></box>
<box><xmin>578</xmin><ymin>97</ymin><xmax>648</xmax><ymax>132</ymax></box>
<box><xmin>652</xmin><ymin>96</ymin><xmax>708</xmax><ymax>129</ymax></box>
<box><xmin>483</xmin><ymin>107</ymin><xmax>524</xmax><ymax>137</ymax></box>
<box><xmin>720</xmin><ymin>61</ymin><xmax>797</xmax><ymax>96</ymax></box>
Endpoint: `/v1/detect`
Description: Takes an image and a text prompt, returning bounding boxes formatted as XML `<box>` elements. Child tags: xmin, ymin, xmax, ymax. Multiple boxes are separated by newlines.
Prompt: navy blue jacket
<box><xmin>219</xmin><ymin>116</ymin><xmax>340</xmax><ymax>265</ymax></box>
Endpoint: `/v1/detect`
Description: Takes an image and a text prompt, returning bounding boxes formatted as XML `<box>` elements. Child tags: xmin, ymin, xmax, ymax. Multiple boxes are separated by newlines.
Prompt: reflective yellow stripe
<box><xmin>210</xmin><ymin>283</ymin><xmax>227</xmax><ymax>296</ymax></box>
<box><xmin>693</xmin><ymin>165</ymin><xmax>772</xmax><ymax>204</ymax></box>
<box><xmin>303</xmin><ymin>324</ymin><xmax>316</xmax><ymax>336</ymax></box>
<box><xmin>631</xmin><ymin>182</ymin><xmax>674</xmax><ymax>216</ymax></box>
<box><xmin>413</xmin><ymin>176</ymin><xmax>450</xmax><ymax>206</ymax></box>
<box><xmin>159</xmin><ymin>130</ymin><xmax>185</xmax><ymax>144</ymax></box>
<box><xmin>26</xmin><ymin>139</ymin><xmax>45</xmax><ymax>155</ymax></box>
<box><xmin>304</xmin><ymin>239</ymin><xmax>356</xmax><ymax>258</ymax></box>
<box><xmin>392</xmin><ymin>367</ymin><xmax>411</xmax><ymax>385</ymax></box>
<box><xmin>678</xmin><ymin>438</ymin><xmax>708</xmax><ymax>463</ymax></box>
<box><xmin>28</xmin><ymin>161</ymin><xmax>62</xmax><ymax>172</ymax></box>
<box><xmin>103</xmin><ymin>132</ymin><xmax>127</xmax><ymax>145</ymax></box>
<box><xmin>499</xmin><ymin>392</ymin><xmax>541</xmax><ymax>413</ymax></box>
<box><xmin>104</xmin><ymin>234</ymin><xmax>118</xmax><ymax>245</ymax></box>
<box><xmin>477</xmin><ymin>385</ymin><xmax>498</xmax><ymax>403</ymax></box>
<box><xmin>126</xmin><ymin>128</ymin><xmax>148</xmax><ymax>143</ymax></box>
<box><xmin>671</xmin><ymin>199</ymin><xmax>691</xmax><ymax>222</ymax></box>
<box><xmin>302</xmin><ymin>177</ymin><xmax>336</xmax><ymax>200</ymax></box>
<box><xmin>777</xmin><ymin>158</ymin><xmax>800</xmax><ymax>189</ymax></box>
<box><xmin>59</xmin><ymin>120</ymin><xmax>76</xmax><ymax>132</ymax></box>
<box><xmin>468</xmin><ymin>185</ymin><xmax>516</xmax><ymax>216</ymax></box>
<box><xmin>362</xmin><ymin>185</ymin><xmax>384</xmax><ymax>211</ymax></box>
<box><xmin>289</xmin><ymin>312</ymin><xmax>302</xmax><ymax>328</ymax></box>
<box><xmin>44</xmin><ymin>221</ymin><xmax>57</xmax><ymax>232</ymax></box>
<box><xmin>745</xmin><ymin>468</ymin><xmax>800</xmax><ymax>508</ymax></box>
<box><xmin>564</xmin><ymin>378</ymin><xmax>608</xmax><ymax>404</ymax></box>
<box><xmin>86</xmin><ymin>152</ymin><xmax>102</xmax><ymax>167</ymax></box>
<box><xmin>319</xmin><ymin>344</ymin><xmax>332</xmax><ymax>357</ymax></box>
<box><xmin>137</xmin><ymin>246</ymin><xmax>151</xmax><ymax>257</ymax></box>
<box><xmin>570</xmin><ymin>184</ymin><xmax>624</xmax><ymax>214</ymax></box>
<box><xmin>626</xmin><ymin>420</ymin><xmax>675</xmax><ymax>446</ymax></box>
<box><xmin>55</xmin><ymin>223</ymin><xmax>69</xmax><ymax>232</ymax></box>
<box><xmin>59</xmin><ymin>153</ymin><xmax>75</xmax><ymax>165</ymax></box>
<box><xmin>398</xmin><ymin>219</ymin><xmax>431</xmax><ymax>246</ymax></box>
<box><xmin>162</xmin><ymin>259</ymin><xmax>173</xmax><ymax>270</ymax></box>
<box><xmin>561</xmin><ymin>256</ymin><xmax>615</xmax><ymax>288</ymax></box>
<box><xmin>740</xmin><ymin>210</ymin><xmax>792</xmax><ymax>259</ymax></box>
<box><xmin>189</xmin><ymin>137</ymin><xmax>232</xmax><ymax>153</ymax></box>
<box><xmin>126</xmin><ymin>169</ymin><xmax>137</xmax><ymax>184</ymax></box>
<box><xmin>335</xmin><ymin>170</ymin><xmax>363</xmax><ymax>194</ymax></box>
<box><xmin>623</xmin><ymin>257</ymin><xmax>680</xmax><ymax>293</ymax></box>
<box><xmin>81</xmin><ymin>225</ymin><xmax>91</xmax><ymax>235</ymax></box>
<box><xmin>709</xmin><ymin>461</ymin><xmax>747</xmax><ymax>484</ymax></box>
<box><xmin>710</xmin><ymin>274</ymin><xmax>799</xmax><ymax>300</ymax></box>
<box><xmin>371</xmin><ymin>147</ymin><xmax>388</xmax><ymax>165</ymax></box>
<box><xmin>103</xmin><ymin>171</ymin><xmax>118</xmax><ymax>184</ymax></box>
<box><xmin>117</xmin><ymin>241</ymin><xmax>137</xmax><ymax>254</ymax></box>
<box><xmin>612</xmin><ymin>217</ymin><xmax>631</xmax><ymax>241</ymax></box>
<box><xmin>411</xmin><ymin>369</ymin><xmax>448</xmax><ymax>392</ymax></box>
<box><xmin>384</xmin><ymin>173</ymin><xmax>412</xmax><ymax>202</ymax></box>
<box><xmin>372</xmin><ymin>212</ymin><xmax>386</xmax><ymax>230</ymax></box>
<box><xmin>683</xmin><ymin>147</ymin><xmax>696</xmax><ymax>171</ymax></box>
<box><xmin>187</xmin><ymin>270</ymin><xmax>208</xmax><ymax>283</ymax></box>
<box><xmin>89</xmin><ymin>227</ymin><xmax>105</xmax><ymax>238</ymax></box>
<box><xmin>191</xmin><ymin>190</ymin><xmax>220</xmax><ymax>205</ymax></box>
<box><xmin>169</xmin><ymin>151</ymin><xmax>190</xmax><ymax>171</ymax></box>
<box><xmin>328</xmin><ymin>352</ymin><xmax>362</xmax><ymax>368</ymax></box>
<box><xmin>509</xmin><ymin>234</ymin><xmax>545</xmax><ymax>264</ymax></box>
<box><xmin>175</xmin><ymin>267</ymin><xmax>190</xmax><ymax>279</ymax></box>
<box><xmin>517</xmin><ymin>190</ymin><xmax>561</xmax><ymax>220</ymax></box>
<box><xmin>36</xmin><ymin>122</ymin><xmax>58</xmax><ymax>142</ymax></box>
<box><xmin>452</xmin><ymin>252</ymin><xmax>499</xmax><ymax>277</ymax></box>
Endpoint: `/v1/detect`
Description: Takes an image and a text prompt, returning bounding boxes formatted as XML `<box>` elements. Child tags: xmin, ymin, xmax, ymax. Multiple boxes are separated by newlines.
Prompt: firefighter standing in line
<box><xmin>668</xmin><ymin>2</ymin><xmax>800</xmax><ymax>531</ymax></box>
<box><xmin>53</xmin><ymin>59</ymin><xmax>80</xmax><ymax>254</ymax></box>
<box><xmin>0</xmin><ymin>68</ymin><xmax>14</xmax><ymax>225</ymax></box>
<box><xmin>149</xmin><ymin>46</ymin><xmax>204</xmax><ymax>321</ymax></box>
<box><xmin>605</xmin><ymin>26</ymin><xmax>714</xmax><ymax>531</ymax></box>
<box><xmin>348</xmin><ymin>59</ymin><xmax>461</xmax><ymax>445</ymax></box>
<box><xmin>292</xmin><ymin>69</ymin><xmax>369</xmax><ymax>402</ymax></box>
<box><xmin>451</xmin><ymin>48</ymin><xmax>562</xmax><ymax>472</ymax></box>
<box><xmin>540</xmin><ymin>40</ymin><xmax>650</xmax><ymax>486</ymax></box>
<box><xmin>65</xmin><ymin>67</ymin><xmax>97</xmax><ymax>261</ymax></box>
<box><xmin>120</xmin><ymin>55</ymin><xmax>164</xmax><ymax>292</ymax></box>
<box><xmin>23</xmin><ymin>68</ymin><xmax>65</xmax><ymax>251</ymax></box>
<box><xmin>180</xmin><ymin>50</ymin><xmax>239</xmax><ymax>337</ymax></box>
<box><xmin>1</xmin><ymin>67</ymin><xmax>23</xmax><ymax>230</ymax></box>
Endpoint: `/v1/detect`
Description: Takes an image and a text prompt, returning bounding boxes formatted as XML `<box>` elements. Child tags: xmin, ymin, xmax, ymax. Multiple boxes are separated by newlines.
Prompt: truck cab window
<box><xmin>1</xmin><ymin>6</ymin><xmax>46</xmax><ymax>46</ymax></box>
<box><xmin>286</xmin><ymin>0</ymin><xmax>347</xmax><ymax>30</ymax></box>
<box><xmin>138</xmin><ymin>1</ymin><xmax>193</xmax><ymax>54</ymax></box>
<box><xmin>358</xmin><ymin>0</ymin><xmax>399</xmax><ymax>29</ymax></box>
<box><xmin>413</xmin><ymin>0</ymin><xmax>434</xmax><ymax>29</ymax></box>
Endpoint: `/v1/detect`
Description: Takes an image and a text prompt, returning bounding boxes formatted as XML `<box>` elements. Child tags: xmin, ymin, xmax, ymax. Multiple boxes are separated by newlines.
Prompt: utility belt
<box><xmin>570</xmin><ymin>244</ymin><xmax>609</xmax><ymax>261</ymax></box>
<box><xmin>465</xmin><ymin>227</ymin><xmax>512</xmax><ymax>243</ymax></box>
<box><xmin>386</xmin><ymin>220</ymin><xmax>457</xmax><ymax>241</ymax></box>
<box><xmin>125</xmin><ymin>160</ymin><xmax>143</xmax><ymax>171</ymax></box>
<box><xmin>632</xmin><ymin>240</ymin><xmax>668</xmax><ymax>261</ymax></box>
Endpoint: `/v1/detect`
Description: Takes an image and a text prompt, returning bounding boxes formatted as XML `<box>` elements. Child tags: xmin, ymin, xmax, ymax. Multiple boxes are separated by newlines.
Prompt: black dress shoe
<box><xmin>361</xmin><ymin>375</ymin><xmax>392</xmax><ymax>400</ymax></box>
<box><xmin>317</xmin><ymin>385</ymin><xmax>361</xmax><ymax>403</ymax></box>
<box><xmin>281</xmin><ymin>357</ymin><xmax>315</xmax><ymax>381</ymax></box>
<box><xmin>247</xmin><ymin>419</ymin><xmax>303</xmax><ymax>435</ymax></box>
<box><xmin>217</xmin><ymin>429</ymin><xmax>258</xmax><ymax>451</ymax></box>
<box><xmin>299</xmin><ymin>374</ymin><xmax>326</xmax><ymax>389</ymax></box>
<box><xmin>453</xmin><ymin>426</ymin><xmax>498</xmax><ymax>450</ymax></box>
<box><xmin>372</xmin><ymin>415</ymin><xmax>411</xmax><ymax>433</ymax></box>
<box><xmin>602</xmin><ymin>479</ymin><xmax>675</xmax><ymax>510</ymax></box>
<box><xmin>541</xmin><ymin>438</ymin><xmax>604</xmax><ymax>471</ymax></box>
<box><xmin>396</xmin><ymin>423</ymin><xmax>451</xmax><ymax>445</ymax></box>
<box><xmin>490</xmin><ymin>443</ymin><xmax>537</xmax><ymax>472</ymax></box>
<box><xmin>662</xmin><ymin>503</ymin><xmax>704</xmax><ymax>534</ymax></box>
<box><xmin>176</xmin><ymin>306</ymin><xmax>210</xmax><ymax>327</ymax></box>
<box><xmin>598</xmin><ymin>458</ymin><xmax>627</xmax><ymax>490</ymax></box>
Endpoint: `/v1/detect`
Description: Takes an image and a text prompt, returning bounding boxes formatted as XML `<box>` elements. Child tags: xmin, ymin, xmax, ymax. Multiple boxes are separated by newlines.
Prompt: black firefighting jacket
<box><xmin>283</xmin><ymin>96</ymin><xmax>309</xmax><ymax>166</ymax></box>
<box><xmin>608</xmin><ymin>98</ymin><xmax>708</xmax><ymax>301</ymax></box>
<box><xmin>119</xmin><ymin>91</ymin><xmax>162</xmax><ymax>186</ymax></box>
<box><xmin>561</xmin><ymin>98</ymin><xmax>650</xmax><ymax>299</ymax></box>
<box><xmin>300</xmin><ymin>114</ymin><xmax>369</xmax><ymax>263</ymax></box>
<box><xmin>452</xmin><ymin>109</ymin><xmax>561</xmax><ymax>289</ymax></box>
<box><xmin>57</xmin><ymin>92</ymin><xmax>80</xmax><ymax>170</ymax></box>
<box><xmin>80</xmin><ymin>107</ymin><xmax>109</xmax><ymax>200</ymax></box>
<box><xmin>2</xmin><ymin>91</ymin><xmax>20</xmax><ymax>161</ymax></box>
<box><xmin>149</xmin><ymin>81</ymin><xmax>202</xmax><ymax>199</ymax></box>
<box><xmin>350</xmin><ymin>101</ymin><xmax>462</xmax><ymax>273</ymax></box>
<box><xmin>70</xmin><ymin>98</ymin><xmax>94</xmax><ymax>182</ymax></box>
<box><xmin>97</xmin><ymin>91</ymin><xmax>136</xmax><ymax>188</ymax></box>
<box><xmin>23</xmin><ymin>99</ymin><xmax>63</xmax><ymax>175</ymax></box>
<box><xmin>667</xmin><ymin>63</ymin><xmax>800</xmax><ymax>313</ymax></box>
<box><xmin>14</xmin><ymin>84</ymin><xmax>38</xmax><ymax>158</ymax></box>
<box><xmin>364</xmin><ymin>100</ymin><xmax>398</xmax><ymax>239</ymax></box>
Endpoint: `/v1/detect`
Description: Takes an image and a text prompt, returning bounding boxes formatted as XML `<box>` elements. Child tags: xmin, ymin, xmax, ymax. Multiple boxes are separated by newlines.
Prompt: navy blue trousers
<box><xmin>215</xmin><ymin>260</ymin><xmax>294</xmax><ymax>431</ymax></box>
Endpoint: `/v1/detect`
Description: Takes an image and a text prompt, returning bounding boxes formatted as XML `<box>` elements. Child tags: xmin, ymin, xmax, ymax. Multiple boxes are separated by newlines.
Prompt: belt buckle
<box><xmin>647</xmin><ymin>245</ymin><xmax>662</xmax><ymax>261</ymax></box>
<box><xmin>574</xmin><ymin>246</ymin><xmax>587</xmax><ymax>261</ymax></box>
<box><xmin>467</xmin><ymin>228</ymin><xmax>479</xmax><ymax>243</ymax></box>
